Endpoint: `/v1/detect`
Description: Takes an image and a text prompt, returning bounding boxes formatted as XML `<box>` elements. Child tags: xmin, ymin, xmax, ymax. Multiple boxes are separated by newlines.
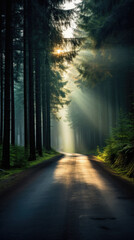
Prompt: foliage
<box><xmin>98</xmin><ymin>111</ymin><xmax>134</xmax><ymax>177</ymax></box>
<box><xmin>75</xmin><ymin>49</ymin><xmax>112</xmax><ymax>88</ymax></box>
<box><xmin>28</xmin><ymin>149</ymin><xmax>59</xmax><ymax>168</ymax></box>
<box><xmin>78</xmin><ymin>0</ymin><xmax>134</xmax><ymax>47</ymax></box>
<box><xmin>0</xmin><ymin>144</ymin><xmax>58</xmax><ymax>170</ymax></box>
<box><xmin>50</xmin><ymin>65</ymin><xmax>71</xmax><ymax>116</ymax></box>
<box><xmin>0</xmin><ymin>145</ymin><xmax>28</xmax><ymax>168</ymax></box>
<box><xmin>75</xmin><ymin>0</ymin><xmax>134</xmax><ymax>88</ymax></box>
<box><xmin>10</xmin><ymin>146</ymin><xmax>28</xmax><ymax>168</ymax></box>
<box><xmin>0</xmin><ymin>148</ymin><xmax>59</xmax><ymax>180</ymax></box>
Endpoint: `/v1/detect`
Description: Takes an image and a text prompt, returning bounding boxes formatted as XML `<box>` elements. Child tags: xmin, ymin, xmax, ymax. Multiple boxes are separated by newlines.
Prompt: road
<box><xmin>0</xmin><ymin>154</ymin><xmax>134</xmax><ymax>240</ymax></box>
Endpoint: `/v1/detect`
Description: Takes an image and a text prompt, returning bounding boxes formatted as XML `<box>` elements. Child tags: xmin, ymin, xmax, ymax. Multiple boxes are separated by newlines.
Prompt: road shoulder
<box><xmin>0</xmin><ymin>154</ymin><xmax>64</xmax><ymax>198</ymax></box>
<box><xmin>88</xmin><ymin>155</ymin><xmax>134</xmax><ymax>197</ymax></box>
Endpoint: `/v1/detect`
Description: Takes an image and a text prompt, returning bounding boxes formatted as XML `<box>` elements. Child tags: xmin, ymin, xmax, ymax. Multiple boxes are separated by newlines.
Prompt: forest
<box><xmin>0</xmin><ymin>0</ymin><xmax>134</xmax><ymax>178</ymax></box>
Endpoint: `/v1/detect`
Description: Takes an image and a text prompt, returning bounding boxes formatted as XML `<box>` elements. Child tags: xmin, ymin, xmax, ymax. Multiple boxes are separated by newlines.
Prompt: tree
<box><xmin>64</xmin><ymin>0</ymin><xmax>134</xmax><ymax>152</ymax></box>
<box><xmin>32</xmin><ymin>0</ymin><xmax>76</xmax><ymax>151</ymax></box>
<box><xmin>27</xmin><ymin>0</ymin><xmax>36</xmax><ymax>161</ymax></box>
<box><xmin>79</xmin><ymin>0</ymin><xmax>134</xmax><ymax>47</ymax></box>
<box><xmin>11</xmin><ymin>3</ymin><xmax>15</xmax><ymax>146</ymax></box>
<box><xmin>35</xmin><ymin>50</ymin><xmax>42</xmax><ymax>156</ymax></box>
<box><xmin>2</xmin><ymin>0</ymin><xmax>12</xmax><ymax>168</ymax></box>
<box><xmin>0</xmin><ymin>1</ymin><xmax>4</xmax><ymax>145</ymax></box>
<box><xmin>0</xmin><ymin>0</ymin><xmax>80</xmax><ymax>167</ymax></box>
<box><xmin>23</xmin><ymin>0</ymin><xmax>28</xmax><ymax>149</ymax></box>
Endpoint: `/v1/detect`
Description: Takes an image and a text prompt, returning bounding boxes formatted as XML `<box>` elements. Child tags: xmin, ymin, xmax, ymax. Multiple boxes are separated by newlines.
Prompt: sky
<box><xmin>62</xmin><ymin>0</ymin><xmax>82</xmax><ymax>38</ymax></box>
<box><xmin>62</xmin><ymin>0</ymin><xmax>82</xmax><ymax>10</ymax></box>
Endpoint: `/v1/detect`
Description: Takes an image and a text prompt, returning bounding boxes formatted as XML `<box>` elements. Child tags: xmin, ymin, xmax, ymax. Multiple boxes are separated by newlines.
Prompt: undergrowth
<box><xmin>97</xmin><ymin>111</ymin><xmax>134</xmax><ymax>178</ymax></box>
<box><xmin>0</xmin><ymin>146</ymin><xmax>59</xmax><ymax>179</ymax></box>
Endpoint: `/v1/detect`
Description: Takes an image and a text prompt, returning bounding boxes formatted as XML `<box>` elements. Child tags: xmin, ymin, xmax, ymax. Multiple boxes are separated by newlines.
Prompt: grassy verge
<box><xmin>28</xmin><ymin>150</ymin><xmax>60</xmax><ymax>167</ymax></box>
<box><xmin>96</xmin><ymin>149</ymin><xmax>134</xmax><ymax>184</ymax></box>
<box><xmin>0</xmin><ymin>148</ymin><xmax>60</xmax><ymax>181</ymax></box>
<box><xmin>95</xmin><ymin>111</ymin><xmax>134</xmax><ymax>182</ymax></box>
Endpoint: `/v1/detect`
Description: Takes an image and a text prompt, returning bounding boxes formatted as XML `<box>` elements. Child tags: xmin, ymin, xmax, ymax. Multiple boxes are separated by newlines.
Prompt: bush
<box><xmin>98</xmin><ymin>110</ymin><xmax>134</xmax><ymax>178</ymax></box>
<box><xmin>0</xmin><ymin>145</ymin><xmax>29</xmax><ymax>168</ymax></box>
<box><xmin>10</xmin><ymin>146</ymin><xmax>29</xmax><ymax>168</ymax></box>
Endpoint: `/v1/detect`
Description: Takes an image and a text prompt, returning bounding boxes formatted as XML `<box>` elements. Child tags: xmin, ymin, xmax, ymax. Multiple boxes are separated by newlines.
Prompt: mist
<box><xmin>51</xmin><ymin>46</ymin><xmax>134</xmax><ymax>153</ymax></box>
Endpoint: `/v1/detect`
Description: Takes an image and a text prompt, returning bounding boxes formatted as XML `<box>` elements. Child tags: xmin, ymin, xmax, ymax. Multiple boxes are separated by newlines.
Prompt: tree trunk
<box><xmin>35</xmin><ymin>50</ymin><xmax>42</xmax><ymax>156</ymax></box>
<box><xmin>0</xmin><ymin>1</ymin><xmax>3</xmax><ymax>144</ymax></box>
<box><xmin>28</xmin><ymin>0</ymin><xmax>36</xmax><ymax>161</ymax></box>
<box><xmin>0</xmin><ymin>52</ymin><xmax>3</xmax><ymax>144</ymax></box>
<box><xmin>41</xmin><ymin>53</ymin><xmax>47</xmax><ymax>149</ymax></box>
<box><xmin>24</xmin><ymin>0</ymin><xmax>28</xmax><ymax>149</ymax></box>
<box><xmin>46</xmin><ymin>53</ymin><xmax>51</xmax><ymax>151</ymax></box>
<box><xmin>2</xmin><ymin>0</ymin><xmax>12</xmax><ymax>169</ymax></box>
<box><xmin>11</xmin><ymin>34</ymin><xmax>15</xmax><ymax>146</ymax></box>
<box><xmin>0</xmin><ymin>41</ymin><xmax>3</xmax><ymax>143</ymax></box>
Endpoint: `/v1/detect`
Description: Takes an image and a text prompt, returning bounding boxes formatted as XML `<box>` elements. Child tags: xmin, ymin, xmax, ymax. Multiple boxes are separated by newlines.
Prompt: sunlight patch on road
<box><xmin>53</xmin><ymin>155</ymin><xmax>107</xmax><ymax>191</ymax></box>
<box><xmin>75</xmin><ymin>155</ymin><xmax>107</xmax><ymax>190</ymax></box>
<box><xmin>53</xmin><ymin>157</ymin><xmax>74</xmax><ymax>184</ymax></box>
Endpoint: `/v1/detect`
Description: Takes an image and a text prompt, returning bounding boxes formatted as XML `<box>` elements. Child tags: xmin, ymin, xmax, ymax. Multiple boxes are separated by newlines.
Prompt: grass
<box><xmin>0</xmin><ymin>147</ymin><xmax>60</xmax><ymax>181</ymax></box>
<box><xmin>96</xmin><ymin>148</ymin><xmax>134</xmax><ymax>184</ymax></box>
<box><xmin>95</xmin><ymin>110</ymin><xmax>134</xmax><ymax>180</ymax></box>
<box><xmin>28</xmin><ymin>150</ymin><xmax>59</xmax><ymax>167</ymax></box>
<box><xmin>107</xmin><ymin>163</ymin><xmax>134</xmax><ymax>184</ymax></box>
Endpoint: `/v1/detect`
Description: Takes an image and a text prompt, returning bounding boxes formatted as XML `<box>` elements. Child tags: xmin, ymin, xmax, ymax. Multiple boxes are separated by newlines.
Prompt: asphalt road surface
<box><xmin>0</xmin><ymin>154</ymin><xmax>134</xmax><ymax>240</ymax></box>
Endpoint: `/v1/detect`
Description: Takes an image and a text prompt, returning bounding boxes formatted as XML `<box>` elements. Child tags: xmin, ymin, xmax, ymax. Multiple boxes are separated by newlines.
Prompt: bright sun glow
<box><xmin>53</xmin><ymin>48</ymin><xmax>64</xmax><ymax>55</ymax></box>
<box><xmin>57</xmin><ymin>49</ymin><xmax>63</xmax><ymax>54</ymax></box>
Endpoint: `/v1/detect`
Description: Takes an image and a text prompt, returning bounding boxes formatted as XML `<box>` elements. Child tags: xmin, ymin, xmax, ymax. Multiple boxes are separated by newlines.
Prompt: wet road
<box><xmin>0</xmin><ymin>154</ymin><xmax>134</xmax><ymax>240</ymax></box>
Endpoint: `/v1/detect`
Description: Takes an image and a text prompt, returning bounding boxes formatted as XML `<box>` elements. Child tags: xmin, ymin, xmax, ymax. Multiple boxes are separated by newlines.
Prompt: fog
<box><xmin>51</xmin><ymin>46</ymin><xmax>134</xmax><ymax>153</ymax></box>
